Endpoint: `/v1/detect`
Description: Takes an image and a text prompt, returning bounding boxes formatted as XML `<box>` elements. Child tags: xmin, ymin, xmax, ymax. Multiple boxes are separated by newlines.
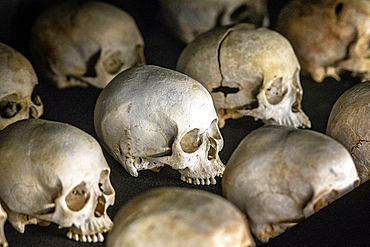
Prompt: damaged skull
<box><xmin>177</xmin><ymin>24</ymin><xmax>310</xmax><ymax>128</ymax></box>
<box><xmin>222</xmin><ymin>125</ymin><xmax>360</xmax><ymax>243</ymax></box>
<box><xmin>327</xmin><ymin>81</ymin><xmax>370</xmax><ymax>183</ymax></box>
<box><xmin>0</xmin><ymin>119</ymin><xmax>115</xmax><ymax>243</ymax></box>
<box><xmin>276</xmin><ymin>0</ymin><xmax>370</xmax><ymax>82</ymax></box>
<box><xmin>30</xmin><ymin>1</ymin><xmax>145</xmax><ymax>88</ymax></box>
<box><xmin>0</xmin><ymin>42</ymin><xmax>43</xmax><ymax>130</ymax></box>
<box><xmin>158</xmin><ymin>0</ymin><xmax>269</xmax><ymax>43</ymax></box>
<box><xmin>94</xmin><ymin>65</ymin><xmax>225</xmax><ymax>185</ymax></box>
<box><xmin>107</xmin><ymin>187</ymin><xmax>255</xmax><ymax>247</ymax></box>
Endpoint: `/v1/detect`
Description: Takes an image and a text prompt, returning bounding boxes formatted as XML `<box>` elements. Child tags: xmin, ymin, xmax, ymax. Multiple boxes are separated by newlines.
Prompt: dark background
<box><xmin>0</xmin><ymin>0</ymin><xmax>368</xmax><ymax>246</ymax></box>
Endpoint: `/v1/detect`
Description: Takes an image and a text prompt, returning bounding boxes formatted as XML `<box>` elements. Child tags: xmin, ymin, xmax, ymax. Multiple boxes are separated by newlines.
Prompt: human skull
<box><xmin>0</xmin><ymin>204</ymin><xmax>7</xmax><ymax>247</ymax></box>
<box><xmin>159</xmin><ymin>0</ymin><xmax>269</xmax><ymax>43</ymax></box>
<box><xmin>107</xmin><ymin>187</ymin><xmax>255</xmax><ymax>247</ymax></box>
<box><xmin>30</xmin><ymin>1</ymin><xmax>145</xmax><ymax>88</ymax></box>
<box><xmin>94</xmin><ymin>65</ymin><xmax>225</xmax><ymax>185</ymax></box>
<box><xmin>222</xmin><ymin>125</ymin><xmax>360</xmax><ymax>243</ymax></box>
<box><xmin>0</xmin><ymin>42</ymin><xmax>43</xmax><ymax>130</ymax></box>
<box><xmin>0</xmin><ymin>119</ymin><xmax>115</xmax><ymax>243</ymax></box>
<box><xmin>327</xmin><ymin>81</ymin><xmax>370</xmax><ymax>184</ymax></box>
<box><xmin>177</xmin><ymin>24</ymin><xmax>310</xmax><ymax>128</ymax></box>
<box><xmin>276</xmin><ymin>0</ymin><xmax>370</xmax><ymax>82</ymax></box>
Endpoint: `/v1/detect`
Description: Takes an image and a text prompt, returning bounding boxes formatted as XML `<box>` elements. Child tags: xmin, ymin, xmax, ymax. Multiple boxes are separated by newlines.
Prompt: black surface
<box><xmin>0</xmin><ymin>0</ymin><xmax>368</xmax><ymax>246</ymax></box>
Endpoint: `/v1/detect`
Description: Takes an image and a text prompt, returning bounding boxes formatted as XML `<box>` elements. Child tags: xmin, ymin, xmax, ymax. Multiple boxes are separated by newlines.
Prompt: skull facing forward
<box><xmin>0</xmin><ymin>119</ymin><xmax>115</xmax><ymax>243</ymax></box>
<box><xmin>94</xmin><ymin>65</ymin><xmax>225</xmax><ymax>185</ymax></box>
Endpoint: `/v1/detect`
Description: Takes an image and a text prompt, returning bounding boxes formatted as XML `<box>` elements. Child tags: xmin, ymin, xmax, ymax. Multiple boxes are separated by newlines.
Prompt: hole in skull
<box><xmin>83</xmin><ymin>49</ymin><xmax>101</xmax><ymax>77</ymax></box>
<box><xmin>65</xmin><ymin>182</ymin><xmax>90</xmax><ymax>212</ymax></box>
<box><xmin>103</xmin><ymin>50</ymin><xmax>124</xmax><ymax>75</ymax></box>
<box><xmin>335</xmin><ymin>3</ymin><xmax>344</xmax><ymax>16</ymax></box>
<box><xmin>212</xmin><ymin>86</ymin><xmax>240</xmax><ymax>97</ymax></box>
<box><xmin>265</xmin><ymin>77</ymin><xmax>287</xmax><ymax>105</ymax></box>
<box><xmin>0</xmin><ymin>94</ymin><xmax>22</xmax><ymax>118</ymax></box>
<box><xmin>230</xmin><ymin>4</ymin><xmax>250</xmax><ymax>23</ymax></box>
<box><xmin>94</xmin><ymin>195</ymin><xmax>106</xmax><ymax>218</ymax></box>
<box><xmin>99</xmin><ymin>169</ymin><xmax>114</xmax><ymax>195</ymax></box>
<box><xmin>180</xmin><ymin>128</ymin><xmax>203</xmax><ymax>153</ymax></box>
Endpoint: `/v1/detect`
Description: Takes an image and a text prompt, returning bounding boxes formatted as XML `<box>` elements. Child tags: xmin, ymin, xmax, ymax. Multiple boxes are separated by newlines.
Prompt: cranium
<box><xmin>222</xmin><ymin>125</ymin><xmax>360</xmax><ymax>243</ymax></box>
<box><xmin>30</xmin><ymin>1</ymin><xmax>145</xmax><ymax>88</ymax></box>
<box><xmin>0</xmin><ymin>204</ymin><xmax>7</xmax><ymax>247</ymax></box>
<box><xmin>158</xmin><ymin>0</ymin><xmax>269</xmax><ymax>43</ymax></box>
<box><xmin>177</xmin><ymin>24</ymin><xmax>310</xmax><ymax>128</ymax></box>
<box><xmin>0</xmin><ymin>119</ymin><xmax>115</xmax><ymax>243</ymax></box>
<box><xmin>107</xmin><ymin>187</ymin><xmax>255</xmax><ymax>247</ymax></box>
<box><xmin>94</xmin><ymin>65</ymin><xmax>225</xmax><ymax>185</ymax></box>
<box><xmin>327</xmin><ymin>81</ymin><xmax>370</xmax><ymax>184</ymax></box>
<box><xmin>276</xmin><ymin>0</ymin><xmax>370</xmax><ymax>82</ymax></box>
<box><xmin>0</xmin><ymin>42</ymin><xmax>43</xmax><ymax>130</ymax></box>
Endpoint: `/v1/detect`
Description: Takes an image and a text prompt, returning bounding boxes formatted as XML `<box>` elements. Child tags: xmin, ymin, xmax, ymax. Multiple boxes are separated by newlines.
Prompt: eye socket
<box><xmin>99</xmin><ymin>169</ymin><xmax>114</xmax><ymax>195</ymax></box>
<box><xmin>265</xmin><ymin>77</ymin><xmax>287</xmax><ymax>105</ymax></box>
<box><xmin>0</xmin><ymin>94</ymin><xmax>22</xmax><ymax>118</ymax></box>
<box><xmin>65</xmin><ymin>182</ymin><xmax>90</xmax><ymax>211</ymax></box>
<box><xmin>102</xmin><ymin>50</ymin><xmax>124</xmax><ymax>75</ymax></box>
<box><xmin>180</xmin><ymin>128</ymin><xmax>203</xmax><ymax>153</ymax></box>
<box><xmin>208</xmin><ymin>119</ymin><xmax>222</xmax><ymax>140</ymax></box>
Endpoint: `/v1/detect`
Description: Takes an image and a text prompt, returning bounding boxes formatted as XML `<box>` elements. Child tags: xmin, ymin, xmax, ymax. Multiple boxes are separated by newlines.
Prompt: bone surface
<box><xmin>0</xmin><ymin>42</ymin><xmax>43</xmax><ymax>130</ymax></box>
<box><xmin>177</xmin><ymin>24</ymin><xmax>310</xmax><ymax>128</ymax></box>
<box><xmin>222</xmin><ymin>125</ymin><xmax>360</xmax><ymax>243</ymax></box>
<box><xmin>276</xmin><ymin>0</ymin><xmax>370</xmax><ymax>82</ymax></box>
<box><xmin>30</xmin><ymin>1</ymin><xmax>145</xmax><ymax>88</ymax></box>
<box><xmin>0</xmin><ymin>119</ymin><xmax>115</xmax><ymax>244</ymax></box>
<box><xmin>327</xmin><ymin>81</ymin><xmax>370</xmax><ymax>183</ymax></box>
<box><xmin>107</xmin><ymin>187</ymin><xmax>255</xmax><ymax>247</ymax></box>
<box><xmin>158</xmin><ymin>0</ymin><xmax>269</xmax><ymax>43</ymax></box>
<box><xmin>0</xmin><ymin>204</ymin><xmax>7</xmax><ymax>247</ymax></box>
<box><xmin>94</xmin><ymin>65</ymin><xmax>225</xmax><ymax>185</ymax></box>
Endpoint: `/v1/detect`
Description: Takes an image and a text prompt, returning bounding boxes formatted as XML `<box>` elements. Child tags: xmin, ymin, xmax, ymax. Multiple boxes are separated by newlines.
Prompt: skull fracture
<box><xmin>327</xmin><ymin>81</ymin><xmax>370</xmax><ymax>184</ymax></box>
<box><xmin>30</xmin><ymin>1</ymin><xmax>145</xmax><ymax>88</ymax></box>
<box><xmin>177</xmin><ymin>24</ymin><xmax>310</xmax><ymax>128</ymax></box>
<box><xmin>0</xmin><ymin>42</ymin><xmax>43</xmax><ymax>130</ymax></box>
<box><xmin>276</xmin><ymin>0</ymin><xmax>370</xmax><ymax>82</ymax></box>
<box><xmin>94</xmin><ymin>65</ymin><xmax>225</xmax><ymax>185</ymax></box>
<box><xmin>158</xmin><ymin>0</ymin><xmax>269</xmax><ymax>43</ymax></box>
<box><xmin>222</xmin><ymin>125</ymin><xmax>360</xmax><ymax>243</ymax></box>
<box><xmin>0</xmin><ymin>119</ymin><xmax>115</xmax><ymax>243</ymax></box>
<box><xmin>107</xmin><ymin>187</ymin><xmax>255</xmax><ymax>247</ymax></box>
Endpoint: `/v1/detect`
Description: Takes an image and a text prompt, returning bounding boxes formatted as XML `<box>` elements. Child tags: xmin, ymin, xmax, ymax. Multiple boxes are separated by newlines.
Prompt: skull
<box><xmin>327</xmin><ymin>81</ymin><xmax>370</xmax><ymax>184</ymax></box>
<box><xmin>276</xmin><ymin>0</ymin><xmax>370</xmax><ymax>82</ymax></box>
<box><xmin>94</xmin><ymin>65</ymin><xmax>225</xmax><ymax>185</ymax></box>
<box><xmin>158</xmin><ymin>0</ymin><xmax>269</xmax><ymax>43</ymax></box>
<box><xmin>107</xmin><ymin>187</ymin><xmax>255</xmax><ymax>247</ymax></box>
<box><xmin>0</xmin><ymin>119</ymin><xmax>115</xmax><ymax>243</ymax></box>
<box><xmin>30</xmin><ymin>1</ymin><xmax>145</xmax><ymax>89</ymax></box>
<box><xmin>177</xmin><ymin>24</ymin><xmax>310</xmax><ymax>128</ymax></box>
<box><xmin>0</xmin><ymin>42</ymin><xmax>43</xmax><ymax>130</ymax></box>
<box><xmin>0</xmin><ymin>204</ymin><xmax>7</xmax><ymax>247</ymax></box>
<box><xmin>222</xmin><ymin>125</ymin><xmax>360</xmax><ymax>243</ymax></box>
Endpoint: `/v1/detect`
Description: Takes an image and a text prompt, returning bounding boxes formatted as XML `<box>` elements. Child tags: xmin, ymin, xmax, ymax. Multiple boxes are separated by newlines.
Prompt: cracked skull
<box><xmin>94</xmin><ymin>65</ymin><xmax>225</xmax><ymax>185</ymax></box>
<box><xmin>222</xmin><ymin>125</ymin><xmax>360</xmax><ymax>243</ymax></box>
<box><xmin>30</xmin><ymin>1</ymin><xmax>145</xmax><ymax>88</ymax></box>
<box><xmin>107</xmin><ymin>187</ymin><xmax>255</xmax><ymax>247</ymax></box>
<box><xmin>327</xmin><ymin>81</ymin><xmax>370</xmax><ymax>184</ymax></box>
<box><xmin>158</xmin><ymin>0</ymin><xmax>269</xmax><ymax>43</ymax></box>
<box><xmin>177</xmin><ymin>24</ymin><xmax>310</xmax><ymax>128</ymax></box>
<box><xmin>0</xmin><ymin>119</ymin><xmax>115</xmax><ymax>243</ymax></box>
<box><xmin>0</xmin><ymin>42</ymin><xmax>43</xmax><ymax>130</ymax></box>
<box><xmin>276</xmin><ymin>0</ymin><xmax>370</xmax><ymax>82</ymax></box>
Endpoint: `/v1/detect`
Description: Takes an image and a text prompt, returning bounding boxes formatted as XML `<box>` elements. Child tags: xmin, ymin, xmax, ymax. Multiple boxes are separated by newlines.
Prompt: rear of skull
<box><xmin>0</xmin><ymin>119</ymin><xmax>115</xmax><ymax>244</ymax></box>
<box><xmin>222</xmin><ymin>125</ymin><xmax>359</xmax><ymax>243</ymax></box>
<box><xmin>94</xmin><ymin>65</ymin><xmax>225</xmax><ymax>185</ymax></box>
<box><xmin>30</xmin><ymin>1</ymin><xmax>145</xmax><ymax>89</ymax></box>
<box><xmin>159</xmin><ymin>0</ymin><xmax>269</xmax><ymax>43</ymax></box>
<box><xmin>177</xmin><ymin>24</ymin><xmax>310</xmax><ymax>128</ymax></box>
<box><xmin>0</xmin><ymin>43</ymin><xmax>43</xmax><ymax>130</ymax></box>
<box><xmin>276</xmin><ymin>0</ymin><xmax>370</xmax><ymax>82</ymax></box>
